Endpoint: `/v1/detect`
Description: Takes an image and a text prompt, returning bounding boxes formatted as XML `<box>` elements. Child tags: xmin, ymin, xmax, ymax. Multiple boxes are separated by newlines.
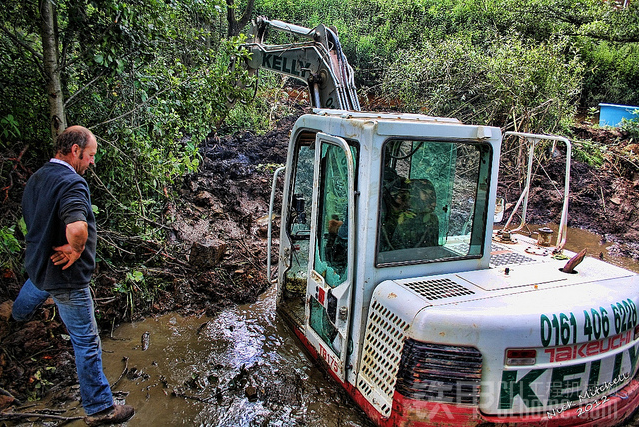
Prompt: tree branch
<box><xmin>64</xmin><ymin>72</ymin><xmax>105</xmax><ymax>108</ymax></box>
<box><xmin>226</xmin><ymin>0</ymin><xmax>255</xmax><ymax>37</ymax></box>
<box><xmin>0</xmin><ymin>23</ymin><xmax>45</xmax><ymax>75</ymax></box>
<box><xmin>89</xmin><ymin>65</ymin><xmax>206</xmax><ymax>130</ymax></box>
<box><xmin>0</xmin><ymin>411</ymin><xmax>83</xmax><ymax>422</ymax></box>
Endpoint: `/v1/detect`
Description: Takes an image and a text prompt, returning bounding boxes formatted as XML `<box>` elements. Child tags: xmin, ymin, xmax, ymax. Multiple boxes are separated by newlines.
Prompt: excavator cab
<box><xmin>269</xmin><ymin>110</ymin><xmax>500</xmax><ymax>385</ymax></box>
<box><xmin>377</xmin><ymin>139</ymin><xmax>490</xmax><ymax>265</ymax></box>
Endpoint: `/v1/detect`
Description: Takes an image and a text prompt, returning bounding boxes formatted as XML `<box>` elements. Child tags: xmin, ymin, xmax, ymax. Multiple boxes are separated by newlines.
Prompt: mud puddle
<box><xmin>48</xmin><ymin>284</ymin><xmax>370</xmax><ymax>427</ymax></box>
<box><xmin>510</xmin><ymin>224</ymin><xmax>638</xmax><ymax>273</ymax></box>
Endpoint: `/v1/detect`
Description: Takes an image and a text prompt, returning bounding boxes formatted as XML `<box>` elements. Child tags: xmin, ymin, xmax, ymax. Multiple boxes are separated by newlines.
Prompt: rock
<box><xmin>188</xmin><ymin>241</ymin><xmax>227</xmax><ymax>269</ymax></box>
<box><xmin>0</xmin><ymin>300</ymin><xmax>13</xmax><ymax>322</ymax></box>
<box><xmin>245</xmin><ymin>385</ymin><xmax>258</xmax><ymax>401</ymax></box>
<box><xmin>255</xmin><ymin>214</ymin><xmax>275</xmax><ymax>228</ymax></box>
<box><xmin>256</xmin><ymin>214</ymin><xmax>276</xmax><ymax>238</ymax></box>
<box><xmin>194</xmin><ymin>191</ymin><xmax>224</xmax><ymax>215</ymax></box>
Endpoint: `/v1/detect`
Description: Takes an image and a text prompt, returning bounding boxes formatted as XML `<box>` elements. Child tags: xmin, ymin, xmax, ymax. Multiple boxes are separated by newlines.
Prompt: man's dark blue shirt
<box><xmin>22</xmin><ymin>161</ymin><xmax>96</xmax><ymax>290</ymax></box>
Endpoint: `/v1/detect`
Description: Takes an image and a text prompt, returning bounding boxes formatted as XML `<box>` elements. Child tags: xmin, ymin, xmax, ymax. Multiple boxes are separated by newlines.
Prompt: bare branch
<box><xmin>0</xmin><ymin>411</ymin><xmax>83</xmax><ymax>422</ymax></box>
<box><xmin>89</xmin><ymin>66</ymin><xmax>206</xmax><ymax>129</ymax></box>
<box><xmin>64</xmin><ymin>72</ymin><xmax>105</xmax><ymax>108</ymax></box>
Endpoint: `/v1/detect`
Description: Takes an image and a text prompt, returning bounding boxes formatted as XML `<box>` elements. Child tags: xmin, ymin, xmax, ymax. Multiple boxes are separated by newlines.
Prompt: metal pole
<box><xmin>267</xmin><ymin>166</ymin><xmax>286</xmax><ymax>283</ymax></box>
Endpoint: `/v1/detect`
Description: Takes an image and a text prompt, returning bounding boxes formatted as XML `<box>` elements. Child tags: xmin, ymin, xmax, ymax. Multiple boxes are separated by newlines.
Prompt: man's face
<box><xmin>73</xmin><ymin>136</ymin><xmax>97</xmax><ymax>175</ymax></box>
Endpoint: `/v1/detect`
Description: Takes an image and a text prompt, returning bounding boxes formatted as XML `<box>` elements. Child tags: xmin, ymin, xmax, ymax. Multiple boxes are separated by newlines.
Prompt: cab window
<box><xmin>377</xmin><ymin>139</ymin><xmax>491</xmax><ymax>266</ymax></box>
<box><xmin>314</xmin><ymin>142</ymin><xmax>358</xmax><ymax>287</ymax></box>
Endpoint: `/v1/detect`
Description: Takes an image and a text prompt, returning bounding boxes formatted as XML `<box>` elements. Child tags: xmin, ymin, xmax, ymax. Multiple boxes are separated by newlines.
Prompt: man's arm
<box><xmin>51</xmin><ymin>220</ymin><xmax>88</xmax><ymax>270</ymax></box>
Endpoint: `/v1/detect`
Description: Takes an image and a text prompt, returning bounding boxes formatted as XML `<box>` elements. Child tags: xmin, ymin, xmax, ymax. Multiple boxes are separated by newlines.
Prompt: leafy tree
<box><xmin>0</xmin><ymin>0</ymin><xmax>257</xmax><ymax>267</ymax></box>
<box><xmin>501</xmin><ymin>0</ymin><xmax>639</xmax><ymax>106</ymax></box>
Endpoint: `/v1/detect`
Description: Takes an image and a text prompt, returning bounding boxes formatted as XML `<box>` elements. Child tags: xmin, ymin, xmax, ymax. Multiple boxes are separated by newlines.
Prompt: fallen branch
<box><xmin>1</xmin><ymin>144</ymin><xmax>29</xmax><ymax>201</ymax></box>
<box><xmin>233</xmin><ymin>238</ymin><xmax>265</xmax><ymax>273</ymax></box>
<box><xmin>171</xmin><ymin>389</ymin><xmax>220</xmax><ymax>405</ymax></box>
<box><xmin>111</xmin><ymin>356</ymin><xmax>129</xmax><ymax>389</ymax></box>
<box><xmin>0</xmin><ymin>410</ymin><xmax>83</xmax><ymax>422</ymax></box>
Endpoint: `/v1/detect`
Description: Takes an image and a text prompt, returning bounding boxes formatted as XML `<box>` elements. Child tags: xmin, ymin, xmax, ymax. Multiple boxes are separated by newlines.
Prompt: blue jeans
<box><xmin>12</xmin><ymin>279</ymin><xmax>114</xmax><ymax>415</ymax></box>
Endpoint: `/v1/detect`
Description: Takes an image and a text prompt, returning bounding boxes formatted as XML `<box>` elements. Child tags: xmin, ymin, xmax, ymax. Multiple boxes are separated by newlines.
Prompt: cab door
<box><xmin>306</xmin><ymin>132</ymin><xmax>356</xmax><ymax>382</ymax></box>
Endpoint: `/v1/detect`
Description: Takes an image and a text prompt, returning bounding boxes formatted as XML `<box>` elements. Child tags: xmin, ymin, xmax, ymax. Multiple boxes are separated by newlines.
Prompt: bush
<box><xmin>620</xmin><ymin>111</ymin><xmax>639</xmax><ymax>143</ymax></box>
<box><xmin>580</xmin><ymin>41</ymin><xmax>639</xmax><ymax>107</ymax></box>
<box><xmin>381</xmin><ymin>33</ymin><xmax>584</xmax><ymax>132</ymax></box>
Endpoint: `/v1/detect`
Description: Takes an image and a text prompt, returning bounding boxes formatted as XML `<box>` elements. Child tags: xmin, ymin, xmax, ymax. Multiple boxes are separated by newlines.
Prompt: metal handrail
<box><xmin>266</xmin><ymin>166</ymin><xmax>286</xmax><ymax>283</ymax></box>
<box><xmin>502</xmin><ymin>132</ymin><xmax>572</xmax><ymax>251</ymax></box>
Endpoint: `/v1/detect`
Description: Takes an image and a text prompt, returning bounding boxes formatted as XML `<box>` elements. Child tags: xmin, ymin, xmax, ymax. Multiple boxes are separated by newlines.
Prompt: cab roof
<box><xmin>312</xmin><ymin>108</ymin><xmax>462</xmax><ymax>124</ymax></box>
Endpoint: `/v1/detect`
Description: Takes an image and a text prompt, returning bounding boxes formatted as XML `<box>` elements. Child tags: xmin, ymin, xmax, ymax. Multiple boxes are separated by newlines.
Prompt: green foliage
<box><xmin>0</xmin><ymin>0</ymin><xmax>259</xmax><ymax>240</ymax></box>
<box><xmin>620</xmin><ymin>111</ymin><xmax>639</xmax><ymax>143</ymax></box>
<box><xmin>256</xmin><ymin>162</ymin><xmax>285</xmax><ymax>174</ymax></box>
<box><xmin>579</xmin><ymin>41</ymin><xmax>639</xmax><ymax>107</ymax></box>
<box><xmin>382</xmin><ymin>33</ymin><xmax>583</xmax><ymax>132</ymax></box>
<box><xmin>253</xmin><ymin>0</ymin><xmax>638</xmax><ymax>119</ymax></box>
<box><xmin>1</xmin><ymin>114</ymin><xmax>20</xmax><ymax>140</ymax></box>
<box><xmin>224</xmin><ymin>71</ymin><xmax>293</xmax><ymax>134</ymax></box>
<box><xmin>0</xmin><ymin>0</ymin><xmax>263</xmax><ymax>308</ymax></box>
<box><xmin>113</xmin><ymin>269</ymin><xmax>146</xmax><ymax>320</ymax></box>
<box><xmin>84</xmin><ymin>33</ymin><xmax>260</xmax><ymax>236</ymax></box>
<box><xmin>0</xmin><ymin>225</ymin><xmax>22</xmax><ymax>272</ymax></box>
<box><xmin>572</xmin><ymin>140</ymin><xmax>606</xmax><ymax>167</ymax></box>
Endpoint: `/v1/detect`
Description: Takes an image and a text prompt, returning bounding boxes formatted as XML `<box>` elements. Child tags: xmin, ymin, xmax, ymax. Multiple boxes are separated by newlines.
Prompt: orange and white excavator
<box><xmin>234</xmin><ymin>17</ymin><xmax>639</xmax><ymax>427</ymax></box>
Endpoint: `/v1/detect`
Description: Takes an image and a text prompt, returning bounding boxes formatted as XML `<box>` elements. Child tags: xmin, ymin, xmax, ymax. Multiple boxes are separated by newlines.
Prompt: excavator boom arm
<box><xmin>242</xmin><ymin>17</ymin><xmax>360</xmax><ymax>111</ymax></box>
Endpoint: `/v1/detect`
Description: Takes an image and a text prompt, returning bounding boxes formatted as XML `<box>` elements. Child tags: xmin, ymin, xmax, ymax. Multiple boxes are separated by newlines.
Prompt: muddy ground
<box><xmin>0</xmin><ymin>102</ymin><xmax>638</xmax><ymax>424</ymax></box>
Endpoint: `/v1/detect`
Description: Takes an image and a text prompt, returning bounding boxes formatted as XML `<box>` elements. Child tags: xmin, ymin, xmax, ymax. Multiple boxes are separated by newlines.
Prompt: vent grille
<box><xmin>357</xmin><ymin>299</ymin><xmax>410</xmax><ymax>417</ymax></box>
<box><xmin>396</xmin><ymin>340</ymin><xmax>482</xmax><ymax>405</ymax></box>
<box><xmin>405</xmin><ymin>277</ymin><xmax>474</xmax><ymax>300</ymax></box>
<box><xmin>491</xmin><ymin>243</ymin><xmax>507</xmax><ymax>252</ymax></box>
<box><xmin>490</xmin><ymin>252</ymin><xmax>536</xmax><ymax>267</ymax></box>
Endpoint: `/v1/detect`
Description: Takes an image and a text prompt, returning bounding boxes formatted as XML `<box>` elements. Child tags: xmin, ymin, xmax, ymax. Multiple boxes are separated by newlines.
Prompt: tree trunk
<box><xmin>226</xmin><ymin>0</ymin><xmax>255</xmax><ymax>38</ymax></box>
<box><xmin>39</xmin><ymin>0</ymin><xmax>66</xmax><ymax>140</ymax></box>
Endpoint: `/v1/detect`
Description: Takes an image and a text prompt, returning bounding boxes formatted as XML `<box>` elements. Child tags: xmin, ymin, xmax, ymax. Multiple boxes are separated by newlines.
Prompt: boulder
<box><xmin>188</xmin><ymin>241</ymin><xmax>227</xmax><ymax>269</ymax></box>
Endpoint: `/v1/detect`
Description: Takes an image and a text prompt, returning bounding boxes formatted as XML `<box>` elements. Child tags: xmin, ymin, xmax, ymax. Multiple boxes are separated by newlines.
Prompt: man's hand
<box><xmin>51</xmin><ymin>244</ymin><xmax>83</xmax><ymax>270</ymax></box>
<box><xmin>51</xmin><ymin>220</ymin><xmax>87</xmax><ymax>270</ymax></box>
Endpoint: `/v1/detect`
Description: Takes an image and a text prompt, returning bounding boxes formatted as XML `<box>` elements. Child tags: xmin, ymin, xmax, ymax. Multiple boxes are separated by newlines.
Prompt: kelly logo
<box><xmin>260</xmin><ymin>53</ymin><xmax>311</xmax><ymax>78</ymax></box>
<box><xmin>499</xmin><ymin>346</ymin><xmax>638</xmax><ymax>410</ymax></box>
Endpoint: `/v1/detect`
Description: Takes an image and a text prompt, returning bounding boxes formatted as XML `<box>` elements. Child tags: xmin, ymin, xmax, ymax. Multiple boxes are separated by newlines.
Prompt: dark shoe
<box><xmin>84</xmin><ymin>404</ymin><xmax>134</xmax><ymax>426</ymax></box>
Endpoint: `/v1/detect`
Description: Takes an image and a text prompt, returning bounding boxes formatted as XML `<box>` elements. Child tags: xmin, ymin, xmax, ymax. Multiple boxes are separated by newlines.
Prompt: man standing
<box><xmin>11</xmin><ymin>126</ymin><xmax>134</xmax><ymax>426</ymax></box>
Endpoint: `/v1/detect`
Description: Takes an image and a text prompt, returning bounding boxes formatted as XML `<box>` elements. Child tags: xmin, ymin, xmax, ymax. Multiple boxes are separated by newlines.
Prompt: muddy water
<box><xmin>94</xmin><ymin>228</ymin><xmax>633</xmax><ymax>427</ymax></box>
<box><xmin>46</xmin><ymin>227</ymin><xmax>634</xmax><ymax>426</ymax></box>
<box><xmin>94</xmin><ymin>284</ymin><xmax>371</xmax><ymax>427</ymax></box>
<box><xmin>513</xmin><ymin>225</ymin><xmax>638</xmax><ymax>273</ymax></box>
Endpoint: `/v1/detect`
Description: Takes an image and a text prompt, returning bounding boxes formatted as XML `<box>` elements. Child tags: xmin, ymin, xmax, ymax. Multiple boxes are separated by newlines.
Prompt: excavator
<box><xmin>234</xmin><ymin>17</ymin><xmax>639</xmax><ymax>426</ymax></box>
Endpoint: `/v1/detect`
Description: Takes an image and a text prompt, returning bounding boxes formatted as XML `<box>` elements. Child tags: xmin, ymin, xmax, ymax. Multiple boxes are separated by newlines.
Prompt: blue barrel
<box><xmin>598</xmin><ymin>103</ymin><xmax>639</xmax><ymax>127</ymax></box>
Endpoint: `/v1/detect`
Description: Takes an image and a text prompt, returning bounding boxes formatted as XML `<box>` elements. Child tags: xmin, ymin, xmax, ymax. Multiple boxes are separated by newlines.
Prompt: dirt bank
<box><xmin>1</xmin><ymin>103</ymin><xmax>638</xmax><ymax>421</ymax></box>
